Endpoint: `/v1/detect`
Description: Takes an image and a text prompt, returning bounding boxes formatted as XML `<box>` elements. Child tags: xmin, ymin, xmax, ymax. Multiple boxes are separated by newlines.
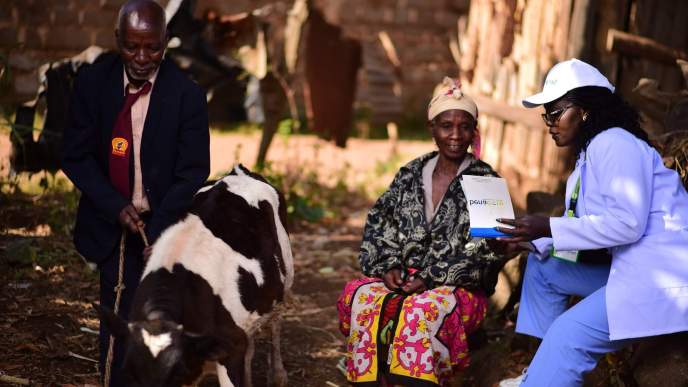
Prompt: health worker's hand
<box><xmin>495</xmin><ymin>215</ymin><xmax>551</xmax><ymax>242</ymax></box>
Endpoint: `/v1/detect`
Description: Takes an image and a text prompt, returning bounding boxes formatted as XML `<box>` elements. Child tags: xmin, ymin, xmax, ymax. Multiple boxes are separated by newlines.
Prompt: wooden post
<box><xmin>606</xmin><ymin>28</ymin><xmax>688</xmax><ymax>65</ymax></box>
<box><xmin>567</xmin><ymin>0</ymin><xmax>595</xmax><ymax>60</ymax></box>
<box><xmin>471</xmin><ymin>94</ymin><xmax>543</xmax><ymax>129</ymax></box>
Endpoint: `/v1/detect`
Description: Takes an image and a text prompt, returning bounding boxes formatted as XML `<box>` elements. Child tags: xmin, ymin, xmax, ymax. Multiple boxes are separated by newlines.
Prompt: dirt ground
<box><xmin>1</xmin><ymin>190</ymin><xmax>536</xmax><ymax>387</ymax></box>
<box><xmin>0</xmin><ymin>132</ymin><xmax>455</xmax><ymax>386</ymax></box>
<box><xmin>0</xmin><ymin>192</ymin><xmax>365</xmax><ymax>386</ymax></box>
<box><xmin>5</xmin><ymin>131</ymin><xmax>646</xmax><ymax>387</ymax></box>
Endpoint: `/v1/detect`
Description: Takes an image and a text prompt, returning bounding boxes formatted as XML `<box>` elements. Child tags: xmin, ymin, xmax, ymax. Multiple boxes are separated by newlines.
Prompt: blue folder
<box><xmin>469</xmin><ymin>227</ymin><xmax>509</xmax><ymax>238</ymax></box>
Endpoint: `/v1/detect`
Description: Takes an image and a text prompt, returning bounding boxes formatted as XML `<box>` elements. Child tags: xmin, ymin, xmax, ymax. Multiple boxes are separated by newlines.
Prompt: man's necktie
<box><xmin>109</xmin><ymin>81</ymin><xmax>152</xmax><ymax>199</ymax></box>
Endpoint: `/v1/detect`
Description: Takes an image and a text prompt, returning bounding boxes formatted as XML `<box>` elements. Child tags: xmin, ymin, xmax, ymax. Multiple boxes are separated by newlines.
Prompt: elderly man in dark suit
<box><xmin>61</xmin><ymin>0</ymin><xmax>210</xmax><ymax>384</ymax></box>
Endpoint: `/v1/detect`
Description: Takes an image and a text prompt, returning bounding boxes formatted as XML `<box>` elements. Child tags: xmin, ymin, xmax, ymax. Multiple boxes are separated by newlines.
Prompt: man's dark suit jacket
<box><xmin>62</xmin><ymin>53</ymin><xmax>210</xmax><ymax>264</ymax></box>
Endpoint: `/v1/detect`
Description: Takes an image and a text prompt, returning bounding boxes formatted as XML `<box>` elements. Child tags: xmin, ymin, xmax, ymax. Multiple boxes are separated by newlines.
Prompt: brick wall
<box><xmin>316</xmin><ymin>0</ymin><xmax>469</xmax><ymax>123</ymax></box>
<box><xmin>1</xmin><ymin>0</ymin><xmax>469</xmax><ymax>124</ymax></box>
<box><xmin>0</xmin><ymin>0</ymin><xmax>128</xmax><ymax>103</ymax></box>
<box><xmin>193</xmin><ymin>0</ymin><xmax>470</xmax><ymax>124</ymax></box>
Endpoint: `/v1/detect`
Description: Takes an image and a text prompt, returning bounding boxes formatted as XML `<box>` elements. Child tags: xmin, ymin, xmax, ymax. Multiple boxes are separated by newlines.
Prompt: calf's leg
<box><xmin>218</xmin><ymin>355</ymin><xmax>245</xmax><ymax>387</ymax></box>
<box><xmin>268</xmin><ymin>317</ymin><xmax>288</xmax><ymax>387</ymax></box>
<box><xmin>217</xmin><ymin>362</ymin><xmax>235</xmax><ymax>387</ymax></box>
<box><xmin>243</xmin><ymin>335</ymin><xmax>255</xmax><ymax>387</ymax></box>
<box><xmin>218</xmin><ymin>332</ymin><xmax>248</xmax><ymax>387</ymax></box>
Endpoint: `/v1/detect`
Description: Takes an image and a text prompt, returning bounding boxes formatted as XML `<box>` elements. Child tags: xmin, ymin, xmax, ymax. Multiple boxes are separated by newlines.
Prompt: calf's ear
<box><xmin>93</xmin><ymin>302</ymin><xmax>131</xmax><ymax>338</ymax></box>
<box><xmin>183</xmin><ymin>333</ymin><xmax>227</xmax><ymax>360</ymax></box>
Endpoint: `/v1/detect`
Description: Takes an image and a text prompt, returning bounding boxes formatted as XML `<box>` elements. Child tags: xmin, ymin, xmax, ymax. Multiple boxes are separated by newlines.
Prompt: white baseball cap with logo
<box><xmin>522</xmin><ymin>58</ymin><xmax>615</xmax><ymax>108</ymax></box>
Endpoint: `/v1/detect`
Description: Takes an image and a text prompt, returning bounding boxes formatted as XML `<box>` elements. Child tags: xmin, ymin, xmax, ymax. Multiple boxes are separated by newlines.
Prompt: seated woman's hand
<box><xmin>485</xmin><ymin>239</ymin><xmax>527</xmax><ymax>259</ymax></box>
<box><xmin>401</xmin><ymin>277</ymin><xmax>427</xmax><ymax>294</ymax></box>
<box><xmin>383</xmin><ymin>268</ymin><xmax>404</xmax><ymax>291</ymax></box>
<box><xmin>495</xmin><ymin>215</ymin><xmax>552</xmax><ymax>242</ymax></box>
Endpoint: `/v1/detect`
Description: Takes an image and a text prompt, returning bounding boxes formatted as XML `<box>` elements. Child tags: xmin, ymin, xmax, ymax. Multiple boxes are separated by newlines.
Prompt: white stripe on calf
<box><xmin>144</xmin><ymin>215</ymin><xmax>265</xmax><ymax>331</ymax></box>
<box><xmin>222</xmin><ymin>167</ymin><xmax>294</xmax><ymax>290</ymax></box>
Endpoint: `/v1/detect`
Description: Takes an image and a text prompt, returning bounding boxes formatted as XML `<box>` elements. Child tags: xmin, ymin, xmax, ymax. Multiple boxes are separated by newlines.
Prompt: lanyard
<box><xmin>552</xmin><ymin>175</ymin><xmax>581</xmax><ymax>263</ymax></box>
<box><xmin>566</xmin><ymin>176</ymin><xmax>581</xmax><ymax>218</ymax></box>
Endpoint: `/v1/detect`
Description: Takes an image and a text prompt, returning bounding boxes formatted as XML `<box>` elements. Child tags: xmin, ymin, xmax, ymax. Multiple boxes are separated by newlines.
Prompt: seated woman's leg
<box><xmin>338</xmin><ymin>279</ymin><xmax>488</xmax><ymax>385</ymax></box>
<box><xmin>521</xmin><ymin>287</ymin><xmax>634</xmax><ymax>387</ymax></box>
<box><xmin>387</xmin><ymin>287</ymin><xmax>487</xmax><ymax>385</ymax></box>
<box><xmin>336</xmin><ymin>277</ymin><xmax>390</xmax><ymax>383</ymax></box>
<box><xmin>337</xmin><ymin>277</ymin><xmax>382</xmax><ymax>336</ymax></box>
<box><xmin>516</xmin><ymin>253</ymin><xmax>611</xmax><ymax>338</ymax></box>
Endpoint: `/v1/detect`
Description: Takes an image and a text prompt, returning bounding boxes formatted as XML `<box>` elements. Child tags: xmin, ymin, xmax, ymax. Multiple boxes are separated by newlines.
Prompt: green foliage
<box><xmin>347</xmin><ymin>152</ymin><xmax>407</xmax><ymax>199</ymax></box>
<box><xmin>250</xmin><ymin>158</ymin><xmax>362</xmax><ymax>224</ymax></box>
<box><xmin>277</xmin><ymin>118</ymin><xmax>296</xmax><ymax>137</ymax></box>
<box><xmin>44</xmin><ymin>185</ymin><xmax>80</xmax><ymax>237</ymax></box>
<box><xmin>0</xmin><ymin>49</ymin><xmax>44</xmax><ymax>178</ymax></box>
<box><xmin>374</xmin><ymin>152</ymin><xmax>404</xmax><ymax>177</ymax></box>
<box><xmin>1</xmin><ymin>174</ymin><xmax>80</xmax><ymax>238</ymax></box>
<box><xmin>259</xmin><ymin>161</ymin><xmax>328</xmax><ymax>222</ymax></box>
<box><xmin>0</xmin><ymin>50</ymin><xmax>12</xmax><ymax>133</ymax></box>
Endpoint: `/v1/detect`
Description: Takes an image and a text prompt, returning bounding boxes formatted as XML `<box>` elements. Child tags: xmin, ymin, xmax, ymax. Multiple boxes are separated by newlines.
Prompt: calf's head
<box><xmin>95</xmin><ymin>304</ymin><xmax>225</xmax><ymax>387</ymax></box>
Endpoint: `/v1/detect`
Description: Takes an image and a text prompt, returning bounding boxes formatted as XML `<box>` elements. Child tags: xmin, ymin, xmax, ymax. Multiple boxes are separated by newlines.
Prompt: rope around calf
<box><xmin>103</xmin><ymin>225</ymin><xmax>149</xmax><ymax>387</ymax></box>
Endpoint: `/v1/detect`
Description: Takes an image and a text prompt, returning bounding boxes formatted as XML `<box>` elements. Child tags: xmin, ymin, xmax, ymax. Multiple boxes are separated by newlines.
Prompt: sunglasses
<box><xmin>541</xmin><ymin>105</ymin><xmax>574</xmax><ymax>126</ymax></box>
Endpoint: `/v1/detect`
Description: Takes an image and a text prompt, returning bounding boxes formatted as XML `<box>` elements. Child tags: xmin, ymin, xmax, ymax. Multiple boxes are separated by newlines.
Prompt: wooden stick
<box><xmin>377</xmin><ymin>31</ymin><xmax>401</xmax><ymax>69</ymax></box>
<box><xmin>0</xmin><ymin>374</ymin><xmax>30</xmax><ymax>385</ymax></box>
<box><xmin>472</xmin><ymin>94</ymin><xmax>544</xmax><ymax>129</ymax></box>
<box><xmin>69</xmin><ymin>351</ymin><xmax>99</xmax><ymax>363</ymax></box>
<box><xmin>606</xmin><ymin>28</ymin><xmax>688</xmax><ymax>65</ymax></box>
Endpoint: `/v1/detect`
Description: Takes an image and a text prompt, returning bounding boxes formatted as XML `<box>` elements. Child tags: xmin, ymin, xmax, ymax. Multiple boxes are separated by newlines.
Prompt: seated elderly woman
<box><xmin>337</xmin><ymin>77</ymin><xmax>506</xmax><ymax>386</ymax></box>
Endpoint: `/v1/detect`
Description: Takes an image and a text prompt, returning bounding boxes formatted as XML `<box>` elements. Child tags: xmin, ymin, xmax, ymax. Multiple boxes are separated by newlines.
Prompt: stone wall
<box><xmin>1</xmin><ymin>0</ymin><xmax>469</xmax><ymax>125</ymax></box>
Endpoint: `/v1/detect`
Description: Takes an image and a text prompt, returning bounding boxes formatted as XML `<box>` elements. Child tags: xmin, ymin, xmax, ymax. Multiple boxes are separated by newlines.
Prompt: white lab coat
<box><xmin>532</xmin><ymin>128</ymin><xmax>688</xmax><ymax>340</ymax></box>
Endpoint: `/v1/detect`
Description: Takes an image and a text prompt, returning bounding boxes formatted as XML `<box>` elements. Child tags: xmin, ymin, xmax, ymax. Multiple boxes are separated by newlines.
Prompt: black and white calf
<box><xmin>97</xmin><ymin>165</ymin><xmax>294</xmax><ymax>387</ymax></box>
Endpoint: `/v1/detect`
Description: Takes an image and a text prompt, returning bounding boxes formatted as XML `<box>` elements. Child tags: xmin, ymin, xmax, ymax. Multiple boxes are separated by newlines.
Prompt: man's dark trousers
<box><xmin>98</xmin><ymin>229</ymin><xmax>146</xmax><ymax>387</ymax></box>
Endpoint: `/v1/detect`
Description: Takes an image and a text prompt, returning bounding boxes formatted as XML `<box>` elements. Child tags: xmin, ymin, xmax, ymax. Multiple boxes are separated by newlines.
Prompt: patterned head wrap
<box><xmin>427</xmin><ymin>77</ymin><xmax>481</xmax><ymax>158</ymax></box>
<box><xmin>428</xmin><ymin>77</ymin><xmax>478</xmax><ymax>121</ymax></box>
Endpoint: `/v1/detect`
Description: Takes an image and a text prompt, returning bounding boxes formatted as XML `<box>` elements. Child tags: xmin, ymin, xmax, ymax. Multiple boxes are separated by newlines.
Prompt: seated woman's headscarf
<box><xmin>427</xmin><ymin>77</ymin><xmax>481</xmax><ymax>158</ymax></box>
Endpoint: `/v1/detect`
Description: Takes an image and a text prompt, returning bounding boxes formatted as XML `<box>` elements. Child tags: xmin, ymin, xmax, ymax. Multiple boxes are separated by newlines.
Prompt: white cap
<box><xmin>522</xmin><ymin>58</ymin><xmax>615</xmax><ymax>108</ymax></box>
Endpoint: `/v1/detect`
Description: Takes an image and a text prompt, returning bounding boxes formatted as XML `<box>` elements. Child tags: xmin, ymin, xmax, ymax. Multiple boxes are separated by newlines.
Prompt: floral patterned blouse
<box><xmin>359</xmin><ymin>151</ymin><xmax>504</xmax><ymax>295</ymax></box>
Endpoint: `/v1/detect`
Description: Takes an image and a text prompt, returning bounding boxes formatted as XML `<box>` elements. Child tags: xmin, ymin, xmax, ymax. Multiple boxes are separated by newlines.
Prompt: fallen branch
<box><xmin>80</xmin><ymin>326</ymin><xmax>99</xmax><ymax>335</ymax></box>
<box><xmin>68</xmin><ymin>351</ymin><xmax>98</xmax><ymax>363</ymax></box>
<box><xmin>0</xmin><ymin>373</ymin><xmax>30</xmax><ymax>385</ymax></box>
<box><xmin>73</xmin><ymin>372</ymin><xmax>100</xmax><ymax>378</ymax></box>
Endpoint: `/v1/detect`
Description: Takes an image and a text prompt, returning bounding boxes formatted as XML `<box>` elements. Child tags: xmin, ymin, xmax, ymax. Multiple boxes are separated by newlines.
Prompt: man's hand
<box><xmin>401</xmin><ymin>277</ymin><xmax>427</xmax><ymax>294</ymax></box>
<box><xmin>495</xmin><ymin>215</ymin><xmax>551</xmax><ymax>242</ymax></box>
<box><xmin>143</xmin><ymin>246</ymin><xmax>153</xmax><ymax>260</ymax></box>
<box><xmin>118</xmin><ymin>204</ymin><xmax>145</xmax><ymax>234</ymax></box>
<box><xmin>383</xmin><ymin>268</ymin><xmax>404</xmax><ymax>291</ymax></box>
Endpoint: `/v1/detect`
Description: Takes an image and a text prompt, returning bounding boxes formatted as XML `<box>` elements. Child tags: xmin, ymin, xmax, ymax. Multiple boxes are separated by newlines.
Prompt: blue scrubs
<box><xmin>512</xmin><ymin>128</ymin><xmax>688</xmax><ymax>386</ymax></box>
<box><xmin>516</xmin><ymin>254</ymin><xmax>634</xmax><ymax>386</ymax></box>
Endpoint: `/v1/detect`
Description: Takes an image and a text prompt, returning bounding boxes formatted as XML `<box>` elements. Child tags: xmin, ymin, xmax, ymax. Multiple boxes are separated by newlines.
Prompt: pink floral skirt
<box><xmin>337</xmin><ymin>277</ymin><xmax>487</xmax><ymax>386</ymax></box>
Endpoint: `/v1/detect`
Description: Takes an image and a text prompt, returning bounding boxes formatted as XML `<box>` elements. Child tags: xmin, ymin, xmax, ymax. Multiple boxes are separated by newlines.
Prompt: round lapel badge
<box><xmin>112</xmin><ymin>137</ymin><xmax>129</xmax><ymax>157</ymax></box>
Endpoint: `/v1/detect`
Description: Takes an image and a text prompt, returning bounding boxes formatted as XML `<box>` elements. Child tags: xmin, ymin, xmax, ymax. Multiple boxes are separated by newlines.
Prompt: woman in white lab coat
<box><xmin>496</xmin><ymin>59</ymin><xmax>688</xmax><ymax>387</ymax></box>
